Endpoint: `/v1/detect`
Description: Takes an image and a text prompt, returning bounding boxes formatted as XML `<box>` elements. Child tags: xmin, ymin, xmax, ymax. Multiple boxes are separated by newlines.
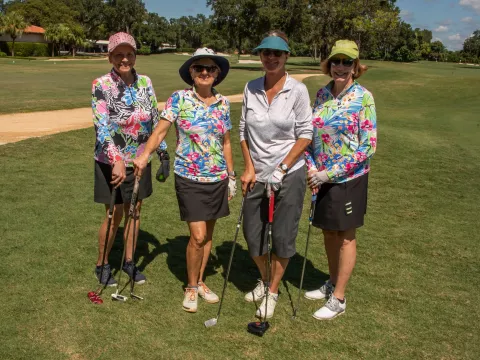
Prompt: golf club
<box><xmin>129</xmin><ymin>177</ymin><xmax>144</xmax><ymax>300</ymax></box>
<box><xmin>205</xmin><ymin>196</ymin><xmax>246</xmax><ymax>328</ymax></box>
<box><xmin>88</xmin><ymin>187</ymin><xmax>117</xmax><ymax>305</ymax></box>
<box><xmin>247</xmin><ymin>189</ymin><xmax>274</xmax><ymax>337</ymax></box>
<box><xmin>111</xmin><ymin>178</ymin><xmax>142</xmax><ymax>302</ymax></box>
<box><xmin>292</xmin><ymin>194</ymin><xmax>317</xmax><ymax>319</ymax></box>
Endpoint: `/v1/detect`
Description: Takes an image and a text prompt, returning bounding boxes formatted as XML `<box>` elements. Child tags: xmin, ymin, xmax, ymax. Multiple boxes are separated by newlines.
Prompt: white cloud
<box><xmin>461</xmin><ymin>16</ymin><xmax>473</xmax><ymax>23</ymax></box>
<box><xmin>435</xmin><ymin>25</ymin><xmax>449</xmax><ymax>32</ymax></box>
<box><xmin>448</xmin><ymin>33</ymin><xmax>462</xmax><ymax>40</ymax></box>
<box><xmin>459</xmin><ymin>0</ymin><xmax>480</xmax><ymax>14</ymax></box>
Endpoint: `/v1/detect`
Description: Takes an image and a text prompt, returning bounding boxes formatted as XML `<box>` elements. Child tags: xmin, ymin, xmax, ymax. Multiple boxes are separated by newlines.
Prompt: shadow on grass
<box><xmin>213</xmin><ymin>240</ymin><xmax>328</xmax><ymax>296</ymax></box>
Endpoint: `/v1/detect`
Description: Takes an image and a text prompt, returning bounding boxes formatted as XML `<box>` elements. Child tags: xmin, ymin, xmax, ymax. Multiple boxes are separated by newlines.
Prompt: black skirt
<box><xmin>174</xmin><ymin>174</ymin><xmax>230</xmax><ymax>222</ymax></box>
<box><xmin>94</xmin><ymin>160</ymin><xmax>152</xmax><ymax>205</ymax></box>
<box><xmin>312</xmin><ymin>173</ymin><xmax>369</xmax><ymax>231</ymax></box>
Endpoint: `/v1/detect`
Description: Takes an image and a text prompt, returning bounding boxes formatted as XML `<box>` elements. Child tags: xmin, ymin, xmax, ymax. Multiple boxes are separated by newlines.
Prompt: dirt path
<box><xmin>0</xmin><ymin>73</ymin><xmax>322</xmax><ymax>145</ymax></box>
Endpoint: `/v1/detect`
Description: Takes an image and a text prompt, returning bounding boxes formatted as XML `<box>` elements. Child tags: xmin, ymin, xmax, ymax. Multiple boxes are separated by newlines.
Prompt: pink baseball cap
<box><xmin>108</xmin><ymin>32</ymin><xmax>137</xmax><ymax>53</ymax></box>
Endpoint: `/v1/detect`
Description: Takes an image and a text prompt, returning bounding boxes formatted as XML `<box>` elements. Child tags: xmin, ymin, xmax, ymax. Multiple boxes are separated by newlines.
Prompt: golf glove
<box><xmin>267</xmin><ymin>167</ymin><xmax>286</xmax><ymax>194</ymax></box>
<box><xmin>156</xmin><ymin>151</ymin><xmax>170</xmax><ymax>182</ymax></box>
<box><xmin>308</xmin><ymin>170</ymin><xmax>330</xmax><ymax>188</ymax></box>
<box><xmin>228</xmin><ymin>177</ymin><xmax>237</xmax><ymax>198</ymax></box>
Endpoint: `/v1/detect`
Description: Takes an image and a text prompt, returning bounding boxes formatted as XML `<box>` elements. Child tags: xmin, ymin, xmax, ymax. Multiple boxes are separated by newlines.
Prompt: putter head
<box><xmin>247</xmin><ymin>321</ymin><xmax>269</xmax><ymax>337</ymax></box>
<box><xmin>87</xmin><ymin>291</ymin><xmax>103</xmax><ymax>305</ymax></box>
<box><xmin>111</xmin><ymin>293</ymin><xmax>128</xmax><ymax>302</ymax></box>
<box><xmin>204</xmin><ymin>318</ymin><xmax>218</xmax><ymax>328</ymax></box>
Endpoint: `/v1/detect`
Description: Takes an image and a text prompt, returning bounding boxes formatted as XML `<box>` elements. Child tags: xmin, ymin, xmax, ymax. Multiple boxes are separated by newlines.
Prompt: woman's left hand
<box><xmin>307</xmin><ymin>170</ymin><xmax>329</xmax><ymax>190</ymax></box>
<box><xmin>228</xmin><ymin>177</ymin><xmax>237</xmax><ymax>200</ymax></box>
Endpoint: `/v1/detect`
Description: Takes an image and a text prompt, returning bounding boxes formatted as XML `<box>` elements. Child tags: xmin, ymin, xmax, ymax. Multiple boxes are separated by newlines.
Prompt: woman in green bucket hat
<box><xmin>239</xmin><ymin>30</ymin><xmax>313</xmax><ymax>320</ymax></box>
<box><xmin>304</xmin><ymin>39</ymin><xmax>377</xmax><ymax>320</ymax></box>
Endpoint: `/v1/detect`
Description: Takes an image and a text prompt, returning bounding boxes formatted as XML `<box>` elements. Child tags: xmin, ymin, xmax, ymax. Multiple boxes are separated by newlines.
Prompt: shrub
<box><xmin>0</xmin><ymin>42</ymin><xmax>50</xmax><ymax>57</ymax></box>
<box><xmin>137</xmin><ymin>46</ymin><xmax>151</xmax><ymax>55</ymax></box>
<box><xmin>0</xmin><ymin>51</ymin><xmax>7</xmax><ymax>57</ymax></box>
<box><xmin>176</xmin><ymin>48</ymin><xmax>195</xmax><ymax>53</ymax></box>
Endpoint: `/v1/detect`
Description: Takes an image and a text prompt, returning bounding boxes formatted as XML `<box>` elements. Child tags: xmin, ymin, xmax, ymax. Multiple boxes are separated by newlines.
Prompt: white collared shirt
<box><xmin>239</xmin><ymin>74</ymin><xmax>313</xmax><ymax>182</ymax></box>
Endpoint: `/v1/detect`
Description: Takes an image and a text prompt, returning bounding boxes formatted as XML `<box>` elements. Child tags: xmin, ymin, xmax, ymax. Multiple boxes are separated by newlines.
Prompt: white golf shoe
<box><xmin>304</xmin><ymin>279</ymin><xmax>334</xmax><ymax>300</ymax></box>
<box><xmin>182</xmin><ymin>287</ymin><xmax>198</xmax><ymax>313</ymax></box>
<box><xmin>255</xmin><ymin>292</ymin><xmax>278</xmax><ymax>319</ymax></box>
<box><xmin>244</xmin><ymin>279</ymin><xmax>266</xmax><ymax>302</ymax></box>
<box><xmin>198</xmin><ymin>282</ymin><xmax>219</xmax><ymax>304</ymax></box>
<box><xmin>313</xmin><ymin>294</ymin><xmax>346</xmax><ymax>320</ymax></box>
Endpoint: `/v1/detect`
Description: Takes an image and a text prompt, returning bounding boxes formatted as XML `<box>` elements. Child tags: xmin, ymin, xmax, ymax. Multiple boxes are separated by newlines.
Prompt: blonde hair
<box><xmin>320</xmin><ymin>58</ymin><xmax>368</xmax><ymax>80</ymax></box>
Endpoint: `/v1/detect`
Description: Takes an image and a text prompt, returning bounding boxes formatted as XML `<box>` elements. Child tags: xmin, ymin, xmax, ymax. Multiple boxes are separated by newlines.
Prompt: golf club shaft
<box><xmin>129</xmin><ymin>177</ymin><xmax>140</xmax><ymax>295</ymax></box>
<box><xmin>97</xmin><ymin>187</ymin><xmax>117</xmax><ymax>294</ymax></box>
<box><xmin>294</xmin><ymin>194</ymin><xmax>317</xmax><ymax>316</ymax></box>
<box><xmin>214</xmin><ymin>196</ymin><xmax>246</xmax><ymax>321</ymax></box>
<box><xmin>264</xmin><ymin>191</ymin><xmax>274</xmax><ymax>322</ymax></box>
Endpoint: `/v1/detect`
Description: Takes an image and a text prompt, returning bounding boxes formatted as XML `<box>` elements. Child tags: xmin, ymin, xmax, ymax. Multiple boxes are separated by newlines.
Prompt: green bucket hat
<box><xmin>253</xmin><ymin>36</ymin><xmax>290</xmax><ymax>54</ymax></box>
<box><xmin>328</xmin><ymin>40</ymin><xmax>359</xmax><ymax>60</ymax></box>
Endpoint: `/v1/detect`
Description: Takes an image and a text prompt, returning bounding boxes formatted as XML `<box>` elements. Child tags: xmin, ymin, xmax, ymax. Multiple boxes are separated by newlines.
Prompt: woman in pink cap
<box><xmin>91</xmin><ymin>32</ymin><xmax>167</xmax><ymax>288</ymax></box>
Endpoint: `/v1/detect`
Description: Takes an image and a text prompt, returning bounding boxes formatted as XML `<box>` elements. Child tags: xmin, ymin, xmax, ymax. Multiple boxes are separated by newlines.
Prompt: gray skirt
<box><xmin>174</xmin><ymin>174</ymin><xmax>230</xmax><ymax>222</ymax></box>
<box><xmin>242</xmin><ymin>168</ymin><xmax>306</xmax><ymax>259</ymax></box>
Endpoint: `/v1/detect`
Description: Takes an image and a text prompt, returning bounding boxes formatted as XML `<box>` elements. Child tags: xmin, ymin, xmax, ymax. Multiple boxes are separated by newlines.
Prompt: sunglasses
<box><xmin>261</xmin><ymin>49</ymin><xmax>284</xmax><ymax>57</ymax></box>
<box><xmin>330</xmin><ymin>58</ymin><xmax>355</xmax><ymax>67</ymax></box>
<box><xmin>112</xmin><ymin>52</ymin><xmax>136</xmax><ymax>61</ymax></box>
<box><xmin>191</xmin><ymin>65</ymin><xmax>219</xmax><ymax>73</ymax></box>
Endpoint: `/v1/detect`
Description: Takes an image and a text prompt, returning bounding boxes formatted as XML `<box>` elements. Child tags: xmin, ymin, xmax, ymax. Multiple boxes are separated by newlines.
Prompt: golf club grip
<box><xmin>309</xmin><ymin>194</ymin><xmax>317</xmax><ymax>221</ymax></box>
<box><xmin>128</xmin><ymin>177</ymin><xmax>140</xmax><ymax>216</ymax></box>
<box><xmin>268</xmin><ymin>192</ymin><xmax>274</xmax><ymax>223</ymax></box>
<box><xmin>108</xmin><ymin>187</ymin><xmax>117</xmax><ymax>214</ymax></box>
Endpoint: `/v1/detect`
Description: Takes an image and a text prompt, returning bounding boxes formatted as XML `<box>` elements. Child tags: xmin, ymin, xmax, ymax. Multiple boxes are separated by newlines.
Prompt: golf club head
<box><xmin>247</xmin><ymin>321</ymin><xmax>269</xmax><ymax>337</ymax></box>
<box><xmin>292</xmin><ymin>309</ymin><xmax>298</xmax><ymax>320</ymax></box>
<box><xmin>87</xmin><ymin>291</ymin><xmax>103</xmax><ymax>305</ymax></box>
<box><xmin>204</xmin><ymin>318</ymin><xmax>218</xmax><ymax>328</ymax></box>
<box><xmin>130</xmin><ymin>293</ymin><xmax>144</xmax><ymax>300</ymax></box>
<box><xmin>111</xmin><ymin>293</ymin><xmax>128</xmax><ymax>302</ymax></box>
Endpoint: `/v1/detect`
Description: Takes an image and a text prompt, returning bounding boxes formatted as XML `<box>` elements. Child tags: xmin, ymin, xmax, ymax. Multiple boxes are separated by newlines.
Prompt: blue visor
<box><xmin>253</xmin><ymin>36</ymin><xmax>290</xmax><ymax>54</ymax></box>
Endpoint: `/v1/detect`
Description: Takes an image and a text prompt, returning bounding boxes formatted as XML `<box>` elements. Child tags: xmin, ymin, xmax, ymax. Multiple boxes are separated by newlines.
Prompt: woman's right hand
<box><xmin>133</xmin><ymin>154</ymin><xmax>149</xmax><ymax>177</ymax></box>
<box><xmin>111</xmin><ymin>161</ymin><xmax>126</xmax><ymax>188</ymax></box>
<box><xmin>307</xmin><ymin>170</ymin><xmax>319</xmax><ymax>195</ymax></box>
<box><xmin>240</xmin><ymin>168</ymin><xmax>256</xmax><ymax>196</ymax></box>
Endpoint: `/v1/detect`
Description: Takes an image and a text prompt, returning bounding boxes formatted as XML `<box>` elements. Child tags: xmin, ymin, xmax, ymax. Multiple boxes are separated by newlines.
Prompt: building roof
<box><xmin>24</xmin><ymin>25</ymin><xmax>45</xmax><ymax>34</ymax></box>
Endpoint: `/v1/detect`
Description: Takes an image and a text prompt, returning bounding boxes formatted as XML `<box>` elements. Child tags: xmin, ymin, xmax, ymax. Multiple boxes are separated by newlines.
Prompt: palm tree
<box><xmin>0</xmin><ymin>11</ymin><xmax>27</xmax><ymax>57</ymax></box>
<box><xmin>45</xmin><ymin>24</ymin><xmax>70</xmax><ymax>57</ymax></box>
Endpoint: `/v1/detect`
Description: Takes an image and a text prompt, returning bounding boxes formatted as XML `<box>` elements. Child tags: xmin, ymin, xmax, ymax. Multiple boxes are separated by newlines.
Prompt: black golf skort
<box><xmin>94</xmin><ymin>160</ymin><xmax>153</xmax><ymax>205</ymax></box>
<box><xmin>312</xmin><ymin>173</ymin><xmax>369</xmax><ymax>231</ymax></box>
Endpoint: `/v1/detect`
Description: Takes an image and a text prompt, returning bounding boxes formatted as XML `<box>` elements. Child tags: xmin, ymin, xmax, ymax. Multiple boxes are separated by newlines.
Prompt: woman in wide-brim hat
<box><xmin>134</xmin><ymin>48</ymin><xmax>236</xmax><ymax>313</ymax></box>
<box><xmin>91</xmin><ymin>31</ymin><xmax>167</xmax><ymax>288</ymax></box>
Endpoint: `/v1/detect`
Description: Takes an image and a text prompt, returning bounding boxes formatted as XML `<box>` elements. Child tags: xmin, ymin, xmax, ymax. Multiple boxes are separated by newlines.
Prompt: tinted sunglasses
<box><xmin>330</xmin><ymin>58</ymin><xmax>355</xmax><ymax>67</ymax></box>
<box><xmin>261</xmin><ymin>49</ymin><xmax>284</xmax><ymax>57</ymax></box>
<box><xmin>191</xmin><ymin>64</ymin><xmax>219</xmax><ymax>73</ymax></box>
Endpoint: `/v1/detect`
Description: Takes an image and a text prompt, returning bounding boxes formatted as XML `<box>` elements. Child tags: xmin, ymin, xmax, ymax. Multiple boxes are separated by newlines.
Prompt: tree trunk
<box><xmin>52</xmin><ymin>43</ymin><xmax>55</xmax><ymax>57</ymax></box>
<box><xmin>11</xmin><ymin>37</ymin><xmax>15</xmax><ymax>57</ymax></box>
<box><xmin>314</xmin><ymin>43</ymin><xmax>317</xmax><ymax>60</ymax></box>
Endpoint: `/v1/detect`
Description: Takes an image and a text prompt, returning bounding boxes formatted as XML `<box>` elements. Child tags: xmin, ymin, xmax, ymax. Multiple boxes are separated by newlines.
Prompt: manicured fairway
<box><xmin>0</xmin><ymin>59</ymin><xmax>479</xmax><ymax>359</ymax></box>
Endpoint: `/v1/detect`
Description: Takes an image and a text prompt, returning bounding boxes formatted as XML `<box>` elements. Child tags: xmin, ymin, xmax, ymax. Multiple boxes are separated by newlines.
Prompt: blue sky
<box><xmin>144</xmin><ymin>0</ymin><xmax>480</xmax><ymax>50</ymax></box>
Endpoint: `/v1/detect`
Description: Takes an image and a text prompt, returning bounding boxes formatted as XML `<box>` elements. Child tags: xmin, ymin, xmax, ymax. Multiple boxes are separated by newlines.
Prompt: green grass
<box><xmin>1</xmin><ymin>60</ymin><xmax>480</xmax><ymax>359</ymax></box>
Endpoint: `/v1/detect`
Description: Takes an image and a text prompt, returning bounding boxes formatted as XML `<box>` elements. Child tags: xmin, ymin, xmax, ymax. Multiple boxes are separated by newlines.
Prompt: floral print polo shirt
<box><xmin>305</xmin><ymin>80</ymin><xmax>377</xmax><ymax>183</ymax></box>
<box><xmin>92</xmin><ymin>68</ymin><xmax>167</xmax><ymax>166</ymax></box>
<box><xmin>160</xmin><ymin>88</ymin><xmax>231</xmax><ymax>183</ymax></box>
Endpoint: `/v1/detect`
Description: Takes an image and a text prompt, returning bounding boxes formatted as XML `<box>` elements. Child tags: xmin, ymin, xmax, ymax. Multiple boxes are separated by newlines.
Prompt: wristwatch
<box><xmin>279</xmin><ymin>163</ymin><xmax>289</xmax><ymax>173</ymax></box>
<box><xmin>228</xmin><ymin>170</ymin><xmax>237</xmax><ymax>177</ymax></box>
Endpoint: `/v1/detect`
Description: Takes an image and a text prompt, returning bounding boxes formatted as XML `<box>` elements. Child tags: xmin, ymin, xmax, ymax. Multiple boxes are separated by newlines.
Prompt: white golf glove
<box><xmin>266</xmin><ymin>167</ymin><xmax>286</xmax><ymax>197</ymax></box>
<box><xmin>307</xmin><ymin>170</ymin><xmax>330</xmax><ymax>188</ymax></box>
<box><xmin>228</xmin><ymin>177</ymin><xmax>237</xmax><ymax>198</ymax></box>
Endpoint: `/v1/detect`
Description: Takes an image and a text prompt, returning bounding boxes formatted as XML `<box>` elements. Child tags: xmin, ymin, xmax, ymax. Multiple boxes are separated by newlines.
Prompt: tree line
<box><xmin>0</xmin><ymin>0</ymin><xmax>479</xmax><ymax>63</ymax></box>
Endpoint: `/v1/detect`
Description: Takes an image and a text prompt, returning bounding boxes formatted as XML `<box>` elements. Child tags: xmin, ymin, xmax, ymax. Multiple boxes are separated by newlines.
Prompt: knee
<box><xmin>339</xmin><ymin>229</ymin><xmax>356</xmax><ymax>246</ymax></box>
<box><xmin>189</xmin><ymin>233</ymin><xmax>207</xmax><ymax>249</ymax></box>
<box><xmin>111</xmin><ymin>205</ymin><xmax>124</xmax><ymax>225</ymax></box>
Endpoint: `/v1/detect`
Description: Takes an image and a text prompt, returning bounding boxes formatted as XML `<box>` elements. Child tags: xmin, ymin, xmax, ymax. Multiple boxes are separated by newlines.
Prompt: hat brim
<box><xmin>108</xmin><ymin>42</ymin><xmax>137</xmax><ymax>54</ymax></box>
<box><xmin>179</xmin><ymin>55</ymin><xmax>230</xmax><ymax>87</ymax></box>
<box><xmin>328</xmin><ymin>50</ymin><xmax>358</xmax><ymax>59</ymax></box>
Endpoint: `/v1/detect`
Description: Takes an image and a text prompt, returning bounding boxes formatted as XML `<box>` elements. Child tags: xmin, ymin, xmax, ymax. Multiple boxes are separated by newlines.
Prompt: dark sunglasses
<box><xmin>261</xmin><ymin>49</ymin><xmax>284</xmax><ymax>57</ymax></box>
<box><xmin>191</xmin><ymin>65</ymin><xmax>219</xmax><ymax>73</ymax></box>
<box><xmin>330</xmin><ymin>58</ymin><xmax>355</xmax><ymax>67</ymax></box>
